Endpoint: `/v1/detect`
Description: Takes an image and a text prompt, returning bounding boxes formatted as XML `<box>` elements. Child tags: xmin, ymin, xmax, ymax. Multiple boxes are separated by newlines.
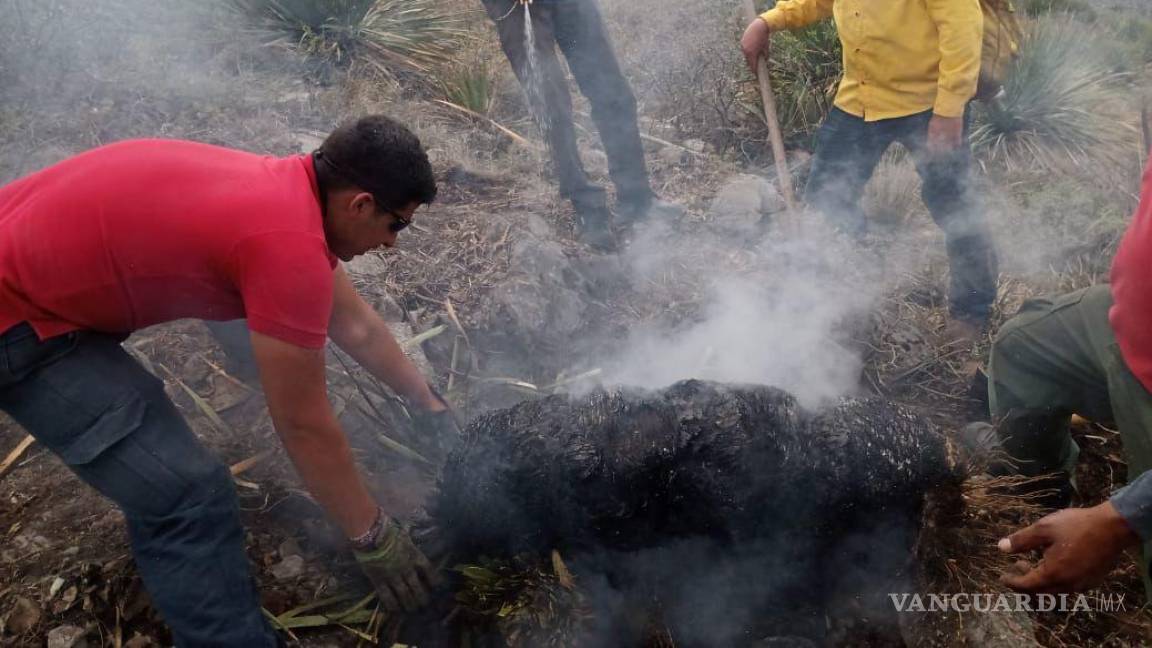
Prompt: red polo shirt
<box><xmin>0</xmin><ymin>139</ymin><xmax>337</xmax><ymax>349</ymax></box>
<box><xmin>1111</xmin><ymin>160</ymin><xmax>1152</xmax><ymax>391</ymax></box>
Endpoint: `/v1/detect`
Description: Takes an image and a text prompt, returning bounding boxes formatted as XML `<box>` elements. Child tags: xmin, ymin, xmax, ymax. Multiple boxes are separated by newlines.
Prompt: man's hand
<box><xmin>998</xmin><ymin>501</ymin><xmax>1140</xmax><ymax>594</ymax></box>
<box><xmin>926</xmin><ymin>114</ymin><xmax>964</xmax><ymax>155</ymax></box>
<box><xmin>411</xmin><ymin>385</ymin><xmax>463</xmax><ymax>459</ymax></box>
<box><xmin>740</xmin><ymin>18</ymin><xmax>772</xmax><ymax>75</ymax></box>
<box><xmin>355</xmin><ymin>514</ymin><xmax>440</xmax><ymax>612</ymax></box>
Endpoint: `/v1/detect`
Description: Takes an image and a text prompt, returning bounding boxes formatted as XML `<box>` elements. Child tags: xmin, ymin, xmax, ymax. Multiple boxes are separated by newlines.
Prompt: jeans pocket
<box><xmin>3</xmin><ymin>329</ymin><xmax>80</xmax><ymax>380</ymax></box>
<box><xmin>22</xmin><ymin>385</ymin><xmax>147</xmax><ymax>465</ymax></box>
<box><xmin>4</xmin><ymin>335</ymin><xmax>154</xmax><ymax>465</ymax></box>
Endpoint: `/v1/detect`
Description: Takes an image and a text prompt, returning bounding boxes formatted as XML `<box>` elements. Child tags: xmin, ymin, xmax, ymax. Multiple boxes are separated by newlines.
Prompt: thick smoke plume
<box><xmin>597</xmin><ymin>216</ymin><xmax>884</xmax><ymax>408</ymax></box>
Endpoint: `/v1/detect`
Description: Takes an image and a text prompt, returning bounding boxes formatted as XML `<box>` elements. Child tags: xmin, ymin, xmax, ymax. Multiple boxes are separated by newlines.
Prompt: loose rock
<box><xmin>269</xmin><ymin>554</ymin><xmax>305</xmax><ymax>581</ymax></box>
<box><xmin>708</xmin><ymin>174</ymin><xmax>785</xmax><ymax>235</ymax></box>
<box><xmin>46</xmin><ymin>624</ymin><xmax>87</xmax><ymax>648</ymax></box>
<box><xmin>4</xmin><ymin>596</ymin><xmax>41</xmax><ymax>634</ymax></box>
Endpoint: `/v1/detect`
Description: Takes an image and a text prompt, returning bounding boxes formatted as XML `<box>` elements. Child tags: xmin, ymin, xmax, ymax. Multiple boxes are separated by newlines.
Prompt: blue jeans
<box><xmin>805</xmin><ymin>107</ymin><xmax>999</xmax><ymax>323</ymax></box>
<box><xmin>0</xmin><ymin>323</ymin><xmax>277</xmax><ymax>647</ymax></box>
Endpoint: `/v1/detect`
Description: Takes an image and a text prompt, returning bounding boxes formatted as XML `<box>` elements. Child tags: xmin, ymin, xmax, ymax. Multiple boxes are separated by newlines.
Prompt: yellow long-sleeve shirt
<box><xmin>761</xmin><ymin>0</ymin><xmax>982</xmax><ymax>120</ymax></box>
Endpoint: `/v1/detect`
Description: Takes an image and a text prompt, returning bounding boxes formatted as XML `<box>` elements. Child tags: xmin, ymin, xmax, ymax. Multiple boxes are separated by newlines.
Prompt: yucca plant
<box><xmin>223</xmin><ymin>0</ymin><xmax>467</xmax><ymax>75</ymax></box>
<box><xmin>970</xmin><ymin>14</ymin><xmax>1139</xmax><ymax>180</ymax></box>
<box><xmin>439</xmin><ymin>59</ymin><xmax>496</xmax><ymax>115</ymax></box>
<box><xmin>767</xmin><ymin>20</ymin><xmax>842</xmax><ymax>147</ymax></box>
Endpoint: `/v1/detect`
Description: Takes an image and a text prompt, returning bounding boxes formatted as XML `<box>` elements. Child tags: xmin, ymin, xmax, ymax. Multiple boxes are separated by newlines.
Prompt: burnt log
<box><xmin>423</xmin><ymin>380</ymin><xmax>959</xmax><ymax>647</ymax></box>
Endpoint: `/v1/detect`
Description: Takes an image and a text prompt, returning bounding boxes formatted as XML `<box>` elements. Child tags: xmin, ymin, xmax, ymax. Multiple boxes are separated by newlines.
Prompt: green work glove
<box><xmin>353</xmin><ymin>514</ymin><xmax>439</xmax><ymax>613</ymax></box>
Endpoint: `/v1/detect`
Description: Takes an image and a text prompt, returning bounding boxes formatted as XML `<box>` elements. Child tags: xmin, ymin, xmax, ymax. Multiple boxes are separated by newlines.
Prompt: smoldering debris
<box><xmin>421</xmin><ymin>379</ymin><xmax>961</xmax><ymax>647</ymax></box>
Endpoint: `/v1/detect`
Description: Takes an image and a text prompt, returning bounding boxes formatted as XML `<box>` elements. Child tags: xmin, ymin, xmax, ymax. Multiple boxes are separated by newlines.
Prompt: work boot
<box><xmin>575</xmin><ymin>204</ymin><xmax>617</xmax><ymax>251</ymax></box>
<box><xmin>615</xmin><ymin>196</ymin><xmax>685</xmax><ymax>228</ymax></box>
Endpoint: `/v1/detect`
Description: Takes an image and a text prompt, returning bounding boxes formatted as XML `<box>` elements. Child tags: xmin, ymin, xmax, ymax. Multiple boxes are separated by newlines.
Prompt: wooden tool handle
<box><xmin>741</xmin><ymin>0</ymin><xmax>798</xmax><ymax>212</ymax></box>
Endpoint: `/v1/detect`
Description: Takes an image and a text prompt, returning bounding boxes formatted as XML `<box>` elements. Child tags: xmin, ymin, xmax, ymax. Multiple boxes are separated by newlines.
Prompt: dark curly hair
<box><xmin>314</xmin><ymin>115</ymin><xmax>437</xmax><ymax>211</ymax></box>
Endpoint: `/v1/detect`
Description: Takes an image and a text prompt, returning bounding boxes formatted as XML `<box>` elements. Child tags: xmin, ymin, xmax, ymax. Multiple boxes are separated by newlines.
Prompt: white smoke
<box><xmin>598</xmin><ymin>214</ymin><xmax>884</xmax><ymax>409</ymax></box>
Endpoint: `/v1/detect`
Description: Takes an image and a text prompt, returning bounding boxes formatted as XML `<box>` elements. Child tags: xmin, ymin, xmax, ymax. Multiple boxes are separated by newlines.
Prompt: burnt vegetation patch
<box><xmin>422</xmin><ymin>380</ymin><xmax>961</xmax><ymax>646</ymax></box>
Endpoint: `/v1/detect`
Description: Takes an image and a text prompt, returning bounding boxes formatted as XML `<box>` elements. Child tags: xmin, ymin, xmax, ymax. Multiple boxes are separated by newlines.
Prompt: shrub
<box><xmin>1022</xmin><ymin>0</ymin><xmax>1097</xmax><ymax>20</ymax></box>
<box><xmin>223</xmin><ymin>0</ymin><xmax>466</xmax><ymax>76</ymax></box>
<box><xmin>970</xmin><ymin>14</ymin><xmax>1139</xmax><ymax>181</ymax></box>
<box><xmin>600</xmin><ymin>1</ymin><xmax>756</xmax><ymax>154</ymax></box>
<box><xmin>439</xmin><ymin>59</ymin><xmax>496</xmax><ymax>115</ymax></box>
<box><xmin>767</xmin><ymin>20</ymin><xmax>842</xmax><ymax>148</ymax></box>
<box><xmin>863</xmin><ymin>149</ymin><xmax>922</xmax><ymax>228</ymax></box>
<box><xmin>1111</xmin><ymin>15</ymin><xmax>1152</xmax><ymax>68</ymax></box>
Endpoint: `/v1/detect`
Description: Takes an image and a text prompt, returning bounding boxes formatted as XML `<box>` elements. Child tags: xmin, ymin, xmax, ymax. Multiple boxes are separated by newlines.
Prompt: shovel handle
<box><xmin>742</xmin><ymin>1</ymin><xmax>798</xmax><ymax>213</ymax></box>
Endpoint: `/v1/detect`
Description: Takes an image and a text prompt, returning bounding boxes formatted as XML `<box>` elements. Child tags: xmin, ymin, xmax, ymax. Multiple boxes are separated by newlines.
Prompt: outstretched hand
<box><xmin>998</xmin><ymin>502</ymin><xmax>1140</xmax><ymax>594</ymax></box>
<box><xmin>740</xmin><ymin>18</ymin><xmax>772</xmax><ymax>75</ymax></box>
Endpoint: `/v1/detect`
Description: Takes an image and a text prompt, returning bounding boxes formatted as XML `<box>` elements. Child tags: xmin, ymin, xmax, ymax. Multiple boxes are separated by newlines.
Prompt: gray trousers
<box><xmin>481</xmin><ymin>0</ymin><xmax>654</xmax><ymax>211</ymax></box>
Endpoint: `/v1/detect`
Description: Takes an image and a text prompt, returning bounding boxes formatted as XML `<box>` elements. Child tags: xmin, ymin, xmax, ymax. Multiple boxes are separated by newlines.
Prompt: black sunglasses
<box><xmin>314</xmin><ymin>149</ymin><xmax>411</xmax><ymax>233</ymax></box>
<box><xmin>383</xmin><ymin>208</ymin><xmax>412</xmax><ymax>233</ymax></box>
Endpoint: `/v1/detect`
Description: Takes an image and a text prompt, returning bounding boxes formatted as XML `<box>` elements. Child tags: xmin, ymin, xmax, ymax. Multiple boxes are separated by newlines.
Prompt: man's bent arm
<box><xmin>251</xmin><ymin>330</ymin><xmax>378</xmax><ymax>537</ymax></box>
<box><xmin>925</xmin><ymin>0</ymin><xmax>983</xmax><ymax>117</ymax></box>
<box><xmin>327</xmin><ymin>266</ymin><xmax>442</xmax><ymax>411</ymax></box>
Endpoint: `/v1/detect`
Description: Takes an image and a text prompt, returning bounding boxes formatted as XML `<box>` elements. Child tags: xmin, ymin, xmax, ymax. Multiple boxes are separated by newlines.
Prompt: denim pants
<box><xmin>0</xmin><ymin>323</ymin><xmax>278</xmax><ymax>647</ymax></box>
<box><xmin>805</xmin><ymin>107</ymin><xmax>999</xmax><ymax>323</ymax></box>
<box><xmin>481</xmin><ymin>0</ymin><xmax>654</xmax><ymax>211</ymax></box>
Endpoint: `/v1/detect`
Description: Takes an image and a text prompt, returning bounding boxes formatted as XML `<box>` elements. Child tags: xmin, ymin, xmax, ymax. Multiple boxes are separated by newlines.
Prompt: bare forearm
<box><xmin>337</xmin><ymin>320</ymin><xmax>439</xmax><ymax>410</ymax></box>
<box><xmin>279</xmin><ymin>421</ymin><xmax>379</xmax><ymax>537</ymax></box>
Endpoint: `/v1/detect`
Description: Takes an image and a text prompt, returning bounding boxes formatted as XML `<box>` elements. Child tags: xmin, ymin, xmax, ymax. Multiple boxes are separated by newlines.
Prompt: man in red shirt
<box><xmin>965</xmin><ymin>161</ymin><xmax>1152</xmax><ymax>598</ymax></box>
<box><xmin>0</xmin><ymin>115</ymin><xmax>456</xmax><ymax>645</ymax></box>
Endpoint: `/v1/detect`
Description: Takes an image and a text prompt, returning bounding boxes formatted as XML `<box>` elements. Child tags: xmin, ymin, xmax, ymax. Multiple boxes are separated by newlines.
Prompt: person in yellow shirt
<box><xmin>741</xmin><ymin>0</ymin><xmax>998</xmax><ymax>342</ymax></box>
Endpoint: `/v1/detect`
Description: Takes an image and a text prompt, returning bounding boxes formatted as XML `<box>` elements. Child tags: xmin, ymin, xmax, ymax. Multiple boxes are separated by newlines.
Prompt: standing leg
<box><xmin>803</xmin><ymin>108</ymin><xmax>888</xmax><ymax>238</ymax></box>
<box><xmin>0</xmin><ymin>327</ymin><xmax>277</xmax><ymax>647</ymax></box>
<box><xmin>902</xmin><ymin>108</ymin><xmax>998</xmax><ymax>325</ymax></box>
<box><xmin>551</xmin><ymin>0</ymin><xmax>654</xmax><ymax>210</ymax></box>
<box><xmin>481</xmin><ymin>0</ymin><xmax>605</xmax><ymax>211</ymax></box>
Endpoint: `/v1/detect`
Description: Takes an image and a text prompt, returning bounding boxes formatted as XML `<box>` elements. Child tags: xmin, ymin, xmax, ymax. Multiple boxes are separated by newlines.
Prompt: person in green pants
<box><xmin>967</xmin><ymin>163</ymin><xmax>1152</xmax><ymax>596</ymax></box>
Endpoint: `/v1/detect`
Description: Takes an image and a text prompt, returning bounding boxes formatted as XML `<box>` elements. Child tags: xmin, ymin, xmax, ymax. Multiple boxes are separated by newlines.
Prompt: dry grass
<box><xmin>863</xmin><ymin>148</ymin><xmax>923</xmax><ymax>229</ymax></box>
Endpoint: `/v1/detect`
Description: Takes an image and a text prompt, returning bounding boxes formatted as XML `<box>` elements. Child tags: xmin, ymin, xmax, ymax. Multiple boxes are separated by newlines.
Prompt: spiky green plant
<box><xmin>439</xmin><ymin>60</ymin><xmax>496</xmax><ymax>115</ymax></box>
<box><xmin>223</xmin><ymin>0</ymin><xmax>467</xmax><ymax>75</ymax></box>
<box><xmin>767</xmin><ymin>20</ymin><xmax>842</xmax><ymax>148</ymax></box>
<box><xmin>970</xmin><ymin>14</ymin><xmax>1139</xmax><ymax>180</ymax></box>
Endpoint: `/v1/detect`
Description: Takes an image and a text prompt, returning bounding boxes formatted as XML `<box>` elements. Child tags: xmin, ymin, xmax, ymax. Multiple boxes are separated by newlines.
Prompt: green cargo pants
<box><xmin>988</xmin><ymin>284</ymin><xmax>1152</xmax><ymax>595</ymax></box>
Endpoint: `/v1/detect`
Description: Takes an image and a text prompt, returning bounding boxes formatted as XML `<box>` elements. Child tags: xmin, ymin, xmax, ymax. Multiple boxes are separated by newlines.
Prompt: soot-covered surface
<box><xmin>424</xmin><ymin>380</ymin><xmax>958</xmax><ymax>647</ymax></box>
